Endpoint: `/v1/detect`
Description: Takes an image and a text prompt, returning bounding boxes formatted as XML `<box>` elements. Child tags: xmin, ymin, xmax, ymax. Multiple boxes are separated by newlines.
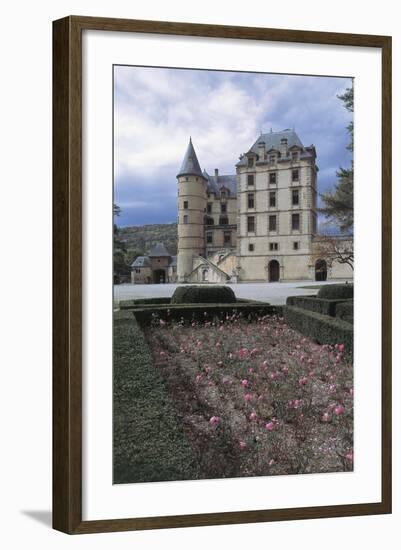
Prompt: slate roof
<box><xmin>236</xmin><ymin>129</ymin><xmax>313</xmax><ymax>166</ymax></box>
<box><xmin>203</xmin><ymin>170</ymin><xmax>237</xmax><ymax>198</ymax></box>
<box><xmin>177</xmin><ymin>138</ymin><xmax>206</xmax><ymax>179</ymax></box>
<box><xmin>131</xmin><ymin>256</ymin><xmax>151</xmax><ymax>268</ymax></box>
<box><xmin>148</xmin><ymin>242</ymin><xmax>171</xmax><ymax>257</ymax></box>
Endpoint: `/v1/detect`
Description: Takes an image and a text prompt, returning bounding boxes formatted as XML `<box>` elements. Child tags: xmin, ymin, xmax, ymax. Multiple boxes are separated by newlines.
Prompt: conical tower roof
<box><xmin>177</xmin><ymin>138</ymin><xmax>206</xmax><ymax>179</ymax></box>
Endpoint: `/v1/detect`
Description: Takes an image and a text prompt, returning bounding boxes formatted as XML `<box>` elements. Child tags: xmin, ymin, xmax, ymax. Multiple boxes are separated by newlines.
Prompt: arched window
<box><xmin>315</xmin><ymin>259</ymin><xmax>327</xmax><ymax>281</ymax></box>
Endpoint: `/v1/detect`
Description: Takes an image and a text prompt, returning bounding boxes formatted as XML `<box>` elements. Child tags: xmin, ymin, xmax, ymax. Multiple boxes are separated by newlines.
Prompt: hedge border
<box><xmin>119</xmin><ymin>297</ymin><xmax>265</xmax><ymax>310</ymax></box>
<box><xmin>335</xmin><ymin>301</ymin><xmax>354</xmax><ymax>325</ymax></box>
<box><xmin>284</xmin><ymin>305</ymin><xmax>353</xmax><ymax>354</ymax></box>
<box><xmin>286</xmin><ymin>295</ymin><xmax>353</xmax><ymax>317</ymax></box>
<box><xmin>133</xmin><ymin>303</ymin><xmax>281</xmax><ymax>326</ymax></box>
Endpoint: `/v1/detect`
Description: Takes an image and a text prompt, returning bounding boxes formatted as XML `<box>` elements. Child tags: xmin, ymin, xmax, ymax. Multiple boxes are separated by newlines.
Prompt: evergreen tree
<box><xmin>319</xmin><ymin>85</ymin><xmax>354</xmax><ymax>234</ymax></box>
<box><xmin>113</xmin><ymin>204</ymin><xmax>131</xmax><ymax>283</ymax></box>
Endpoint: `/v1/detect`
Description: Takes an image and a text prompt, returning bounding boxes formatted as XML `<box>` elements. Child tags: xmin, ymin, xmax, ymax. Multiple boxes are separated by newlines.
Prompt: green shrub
<box><xmin>171</xmin><ymin>285</ymin><xmax>236</xmax><ymax>304</ymax></box>
<box><xmin>286</xmin><ymin>295</ymin><xmax>352</xmax><ymax>317</ymax></box>
<box><xmin>119</xmin><ymin>297</ymin><xmax>170</xmax><ymax>309</ymax></box>
<box><xmin>317</xmin><ymin>284</ymin><xmax>353</xmax><ymax>300</ymax></box>
<box><xmin>335</xmin><ymin>301</ymin><xmax>354</xmax><ymax>324</ymax></box>
<box><xmin>133</xmin><ymin>303</ymin><xmax>281</xmax><ymax>326</ymax></box>
<box><xmin>284</xmin><ymin>305</ymin><xmax>353</xmax><ymax>354</ymax></box>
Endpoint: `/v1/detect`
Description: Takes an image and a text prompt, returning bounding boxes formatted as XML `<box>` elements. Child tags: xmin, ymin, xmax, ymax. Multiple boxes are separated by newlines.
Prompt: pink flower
<box><xmin>268</xmin><ymin>459</ymin><xmax>275</xmax><ymax>466</ymax></box>
<box><xmin>238</xmin><ymin>347</ymin><xmax>248</xmax><ymax>359</ymax></box>
<box><xmin>334</xmin><ymin>404</ymin><xmax>345</xmax><ymax>415</ymax></box>
<box><xmin>249</xmin><ymin>412</ymin><xmax>257</xmax><ymax>421</ymax></box>
<box><xmin>321</xmin><ymin>412</ymin><xmax>330</xmax><ymax>423</ymax></box>
<box><xmin>196</xmin><ymin>340</ymin><xmax>203</xmax><ymax>347</ymax></box>
<box><xmin>195</xmin><ymin>374</ymin><xmax>202</xmax><ymax>383</ymax></box>
<box><xmin>248</xmin><ymin>367</ymin><xmax>254</xmax><ymax>374</ymax></box>
<box><xmin>265</xmin><ymin>422</ymin><xmax>274</xmax><ymax>431</ymax></box>
<box><xmin>250</xmin><ymin>348</ymin><xmax>259</xmax><ymax>357</ymax></box>
<box><xmin>345</xmin><ymin>451</ymin><xmax>354</xmax><ymax>461</ymax></box>
<box><xmin>244</xmin><ymin>393</ymin><xmax>252</xmax><ymax>402</ymax></box>
<box><xmin>270</xmin><ymin>371</ymin><xmax>280</xmax><ymax>380</ymax></box>
<box><xmin>219</xmin><ymin>325</ymin><xmax>224</xmax><ymax>332</ymax></box>
<box><xmin>338</xmin><ymin>344</ymin><xmax>345</xmax><ymax>352</ymax></box>
<box><xmin>262</xmin><ymin>360</ymin><xmax>268</xmax><ymax>367</ymax></box>
<box><xmin>159</xmin><ymin>319</ymin><xmax>166</xmax><ymax>326</ymax></box>
<box><xmin>241</xmin><ymin>379</ymin><xmax>249</xmax><ymax>387</ymax></box>
<box><xmin>239</xmin><ymin>441</ymin><xmax>247</xmax><ymax>450</ymax></box>
<box><xmin>282</xmin><ymin>367</ymin><xmax>289</xmax><ymax>374</ymax></box>
<box><xmin>215</xmin><ymin>342</ymin><xmax>221</xmax><ymax>348</ymax></box>
<box><xmin>159</xmin><ymin>351</ymin><xmax>166</xmax><ymax>358</ymax></box>
<box><xmin>299</xmin><ymin>377</ymin><xmax>308</xmax><ymax>386</ymax></box>
<box><xmin>209</xmin><ymin>416</ymin><xmax>220</xmax><ymax>426</ymax></box>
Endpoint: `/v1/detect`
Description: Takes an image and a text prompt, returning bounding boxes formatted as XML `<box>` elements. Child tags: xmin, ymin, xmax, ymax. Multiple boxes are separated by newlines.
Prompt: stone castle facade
<box><xmin>131</xmin><ymin>130</ymin><xmax>353</xmax><ymax>284</ymax></box>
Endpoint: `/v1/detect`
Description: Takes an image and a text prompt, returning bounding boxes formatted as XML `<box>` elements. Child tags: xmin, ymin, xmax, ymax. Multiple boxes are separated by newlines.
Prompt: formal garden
<box><xmin>113</xmin><ymin>284</ymin><xmax>353</xmax><ymax>484</ymax></box>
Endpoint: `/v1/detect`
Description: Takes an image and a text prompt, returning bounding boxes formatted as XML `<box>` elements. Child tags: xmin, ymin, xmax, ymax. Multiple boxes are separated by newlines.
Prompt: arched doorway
<box><xmin>153</xmin><ymin>269</ymin><xmax>166</xmax><ymax>284</ymax></box>
<box><xmin>315</xmin><ymin>259</ymin><xmax>327</xmax><ymax>281</ymax></box>
<box><xmin>202</xmin><ymin>268</ymin><xmax>209</xmax><ymax>282</ymax></box>
<box><xmin>268</xmin><ymin>260</ymin><xmax>280</xmax><ymax>282</ymax></box>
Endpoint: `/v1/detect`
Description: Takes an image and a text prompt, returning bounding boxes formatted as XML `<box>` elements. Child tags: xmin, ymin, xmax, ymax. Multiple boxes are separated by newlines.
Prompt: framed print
<box><xmin>52</xmin><ymin>16</ymin><xmax>392</xmax><ymax>534</ymax></box>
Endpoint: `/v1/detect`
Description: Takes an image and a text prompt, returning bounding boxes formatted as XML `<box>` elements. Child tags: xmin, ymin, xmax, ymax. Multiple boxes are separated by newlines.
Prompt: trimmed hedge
<box><xmin>134</xmin><ymin>303</ymin><xmax>281</xmax><ymax>326</ymax></box>
<box><xmin>171</xmin><ymin>285</ymin><xmax>236</xmax><ymax>304</ymax></box>
<box><xmin>119</xmin><ymin>297</ymin><xmax>170</xmax><ymax>309</ymax></box>
<box><xmin>335</xmin><ymin>301</ymin><xmax>354</xmax><ymax>325</ymax></box>
<box><xmin>284</xmin><ymin>305</ymin><xmax>353</xmax><ymax>354</ymax></box>
<box><xmin>113</xmin><ymin>310</ymin><xmax>199</xmax><ymax>483</ymax></box>
<box><xmin>286</xmin><ymin>295</ymin><xmax>353</xmax><ymax>317</ymax></box>
<box><xmin>119</xmin><ymin>297</ymin><xmax>262</xmax><ymax>311</ymax></box>
<box><xmin>317</xmin><ymin>283</ymin><xmax>354</xmax><ymax>300</ymax></box>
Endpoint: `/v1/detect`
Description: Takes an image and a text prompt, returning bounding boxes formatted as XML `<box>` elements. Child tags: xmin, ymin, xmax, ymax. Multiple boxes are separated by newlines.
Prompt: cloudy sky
<box><xmin>114</xmin><ymin>65</ymin><xmax>353</xmax><ymax>227</ymax></box>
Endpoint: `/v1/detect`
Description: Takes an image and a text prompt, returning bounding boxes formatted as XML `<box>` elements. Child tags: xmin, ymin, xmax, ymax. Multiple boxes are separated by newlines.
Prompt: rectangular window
<box><xmin>269</xmin><ymin>191</ymin><xmax>276</xmax><ymax>207</ymax></box>
<box><xmin>293</xmin><ymin>241</ymin><xmax>300</xmax><ymax>250</ymax></box>
<box><xmin>224</xmin><ymin>231</ymin><xmax>231</xmax><ymax>245</ymax></box>
<box><xmin>292</xmin><ymin>213</ymin><xmax>300</xmax><ymax>231</ymax></box>
<box><xmin>291</xmin><ymin>152</ymin><xmax>299</xmax><ymax>162</ymax></box>
<box><xmin>247</xmin><ymin>193</ymin><xmax>255</xmax><ymax>208</ymax></box>
<box><xmin>206</xmin><ymin>232</ymin><xmax>213</xmax><ymax>244</ymax></box>
<box><xmin>269</xmin><ymin>215</ymin><xmax>277</xmax><ymax>232</ymax></box>
<box><xmin>183</xmin><ymin>214</ymin><xmax>188</xmax><ymax>224</ymax></box>
<box><xmin>269</xmin><ymin>242</ymin><xmax>279</xmax><ymax>251</ymax></box>
<box><xmin>268</xmin><ymin>154</ymin><xmax>276</xmax><ymax>164</ymax></box>
<box><xmin>247</xmin><ymin>216</ymin><xmax>255</xmax><ymax>233</ymax></box>
<box><xmin>292</xmin><ymin>169</ymin><xmax>299</xmax><ymax>182</ymax></box>
<box><xmin>248</xmin><ymin>157</ymin><xmax>254</xmax><ymax>168</ymax></box>
<box><xmin>248</xmin><ymin>243</ymin><xmax>254</xmax><ymax>252</ymax></box>
<box><xmin>183</xmin><ymin>200</ymin><xmax>188</xmax><ymax>209</ymax></box>
<box><xmin>207</xmin><ymin>203</ymin><xmax>212</xmax><ymax>214</ymax></box>
<box><xmin>221</xmin><ymin>203</ymin><xmax>227</xmax><ymax>213</ymax></box>
<box><xmin>269</xmin><ymin>172</ymin><xmax>277</xmax><ymax>185</ymax></box>
<box><xmin>292</xmin><ymin>189</ymin><xmax>299</xmax><ymax>206</ymax></box>
<box><xmin>247</xmin><ymin>174</ymin><xmax>254</xmax><ymax>186</ymax></box>
<box><xmin>219</xmin><ymin>216</ymin><xmax>228</xmax><ymax>225</ymax></box>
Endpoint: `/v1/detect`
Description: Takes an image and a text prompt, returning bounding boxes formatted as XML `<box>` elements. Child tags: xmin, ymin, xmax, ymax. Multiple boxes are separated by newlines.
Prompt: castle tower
<box><xmin>176</xmin><ymin>138</ymin><xmax>207</xmax><ymax>282</ymax></box>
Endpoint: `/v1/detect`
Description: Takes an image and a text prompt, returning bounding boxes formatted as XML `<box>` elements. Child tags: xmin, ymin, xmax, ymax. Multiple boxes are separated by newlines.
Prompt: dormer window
<box><xmin>268</xmin><ymin>154</ymin><xmax>276</xmax><ymax>164</ymax></box>
<box><xmin>291</xmin><ymin>152</ymin><xmax>299</xmax><ymax>162</ymax></box>
<box><xmin>221</xmin><ymin>191</ymin><xmax>226</xmax><ymax>200</ymax></box>
<box><xmin>248</xmin><ymin>156</ymin><xmax>254</xmax><ymax>168</ymax></box>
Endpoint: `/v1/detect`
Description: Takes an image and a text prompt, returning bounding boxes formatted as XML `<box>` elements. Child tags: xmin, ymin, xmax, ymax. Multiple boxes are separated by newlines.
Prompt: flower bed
<box><xmin>144</xmin><ymin>312</ymin><xmax>353</xmax><ymax>480</ymax></box>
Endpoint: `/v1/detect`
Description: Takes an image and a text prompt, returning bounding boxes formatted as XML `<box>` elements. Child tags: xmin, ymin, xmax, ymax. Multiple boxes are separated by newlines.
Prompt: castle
<box><xmin>131</xmin><ymin>130</ymin><xmax>353</xmax><ymax>284</ymax></box>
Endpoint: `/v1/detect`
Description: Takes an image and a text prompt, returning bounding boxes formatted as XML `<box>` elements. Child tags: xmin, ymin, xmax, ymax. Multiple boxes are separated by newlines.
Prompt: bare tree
<box><xmin>312</xmin><ymin>236</ymin><xmax>354</xmax><ymax>271</ymax></box>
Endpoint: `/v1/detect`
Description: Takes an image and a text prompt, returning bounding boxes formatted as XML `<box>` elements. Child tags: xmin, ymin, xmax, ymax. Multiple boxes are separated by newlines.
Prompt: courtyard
<box><xmin>114</xmin><ymin>280</ymin><xmax>349</xmax><ymax>306</ymax></box>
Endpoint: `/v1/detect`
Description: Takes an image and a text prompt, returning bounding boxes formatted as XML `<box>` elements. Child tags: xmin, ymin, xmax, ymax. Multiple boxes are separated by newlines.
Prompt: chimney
<box><xmin>280</xmin><ymin>138</ymin><xmax>288</xmax><ymax>157</ymax></box>
<box><xmin>214</xmin><ymin>168</ymin><xmax>219</xmax><ymax>179</ymax></box>
<box><xmin>258</xmin><ymin>141</ymin><xmax>266</xmax><ymax>161</ymax></box>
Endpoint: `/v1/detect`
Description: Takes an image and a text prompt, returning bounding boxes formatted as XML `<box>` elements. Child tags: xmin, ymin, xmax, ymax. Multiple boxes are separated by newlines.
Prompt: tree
<box><xmin>319</xmin><ymin>85</ymin><xmax>354</xmax><ymax>234</ymax></box>
<box><xmin>312</xmin><ymin>235</ymin><xmax>354</xmax><ymax>271</ymax></box>
<box><xmin>113</xmin><ymin>203</ymin><xmax>131</xmax><ymax>284</ymax></box>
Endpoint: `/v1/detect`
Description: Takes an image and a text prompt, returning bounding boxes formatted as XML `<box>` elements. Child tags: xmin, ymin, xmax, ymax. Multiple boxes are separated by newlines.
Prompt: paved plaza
<box><xmin>114</xmin><ymin>280</ymin><xmax>349</xmax><ymax>306</ymax></box>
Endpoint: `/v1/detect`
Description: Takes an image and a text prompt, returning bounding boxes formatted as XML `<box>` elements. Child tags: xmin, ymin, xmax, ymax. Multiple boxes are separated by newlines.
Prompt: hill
<box><xmin>118</xmin><ymin>223</ymin><xmax>178</xmax><ymax>263</ymax></box>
